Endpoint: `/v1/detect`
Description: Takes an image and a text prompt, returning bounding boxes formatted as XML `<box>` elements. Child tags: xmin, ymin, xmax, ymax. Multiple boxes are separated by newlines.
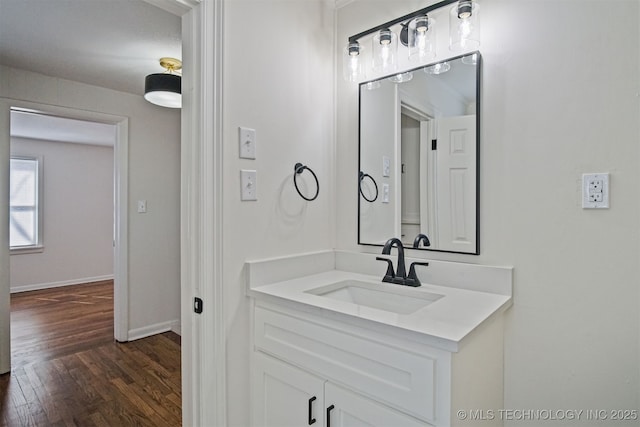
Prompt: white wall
<box><xmin>0</xmin><ymin>65</ymin><xmax>181</xmax><ymax>338</ymax></box>
<box><xmin>337</xmin><ymin>0</ymin><xmax>640</xmax><ymax>424</ymax></box>
<box><xmin>221</xmin><ymin>0</ymin><xmax>335</xmax><ymax>424</ymax></box>
<box><xmin>10</xmin><ymin>137</ymin><xmax>114</xmax><ymax>291</ymax></box>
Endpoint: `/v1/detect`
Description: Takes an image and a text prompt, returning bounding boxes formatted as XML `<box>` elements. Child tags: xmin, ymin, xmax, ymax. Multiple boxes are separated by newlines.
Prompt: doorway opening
<box><xmin>2</xmin><ymin>101</ymin><xmax>130</xmax><ymax>347</ymax></box>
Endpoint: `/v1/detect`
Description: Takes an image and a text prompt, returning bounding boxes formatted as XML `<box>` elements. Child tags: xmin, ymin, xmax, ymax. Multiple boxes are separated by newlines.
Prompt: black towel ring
<box><xmin>359</xmin><ymin>171</ymin><xmax>378</xmax><ymax>202</ymax></box>
<box><xmin>294</xmin><ymin>163</ymin><xmax>319</xmax><ymax>201</ymax></box>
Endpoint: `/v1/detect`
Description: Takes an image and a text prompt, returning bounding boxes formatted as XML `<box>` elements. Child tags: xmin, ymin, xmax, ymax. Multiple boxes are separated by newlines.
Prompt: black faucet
<box><xmin>376</xmin><ymin>238</ymin><xmax>428</xmax><ymax>287</ymax></box>
<box><xmin>413</xmin><ymin>233</ymin><xmax>431</xmax><ymax>248</ymax></box>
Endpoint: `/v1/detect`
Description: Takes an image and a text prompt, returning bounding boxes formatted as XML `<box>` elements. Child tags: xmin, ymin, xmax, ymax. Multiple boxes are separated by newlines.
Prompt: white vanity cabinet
<box><xmin>253</xmin><ymin>352</ymin><xmax>424</xmax><ymax>427</ymax></box>
<box><xmin>251</xmin><ymin>300</ymin><xmax>505</xmax><ymax>427</ymax></box>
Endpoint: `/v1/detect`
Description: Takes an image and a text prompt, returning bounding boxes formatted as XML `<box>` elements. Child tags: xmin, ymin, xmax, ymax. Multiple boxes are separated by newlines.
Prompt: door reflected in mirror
<box><xmin>358</xmin><ymin>52</ymin><xmax>480</xmax><ymax>254</ymax></box>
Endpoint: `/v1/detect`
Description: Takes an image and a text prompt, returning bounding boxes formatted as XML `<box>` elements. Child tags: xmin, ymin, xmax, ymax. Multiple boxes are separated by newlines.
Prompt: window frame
<box><xmin>9</xmin><ymin>155</ymin><xmax>44</xmax><ymax>254</ymax></box>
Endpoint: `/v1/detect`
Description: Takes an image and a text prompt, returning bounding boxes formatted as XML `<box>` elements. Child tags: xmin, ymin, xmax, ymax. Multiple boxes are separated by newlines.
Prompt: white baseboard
<box><xmin>171</xmin><ymin>321</ymin><xmax>182</xmax><ymax>336</ymax></box>
<box><xmin>10</xmin><ymin>274</ymin><xmax>114</xmax><ymax>294</ymax></box>
<box><xmin>128</xmin><ymin>319</ymin><xmax>181</xmax><ymax>341</ymax></box>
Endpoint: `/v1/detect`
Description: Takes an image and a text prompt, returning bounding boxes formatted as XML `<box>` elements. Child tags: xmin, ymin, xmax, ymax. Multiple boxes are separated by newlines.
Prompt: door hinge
<box><xmin>432</xmin><ymin>139</ymin><xmax>437</xmax><ymax>150</ymax></box>
<box><xmin>194</xmin><ymin>297</ymin><xmax>203</xmax><ymax>314</ymax></box>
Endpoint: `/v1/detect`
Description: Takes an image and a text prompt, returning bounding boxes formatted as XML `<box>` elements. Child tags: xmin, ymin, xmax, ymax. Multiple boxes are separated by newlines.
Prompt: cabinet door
<box><xmin>325</xmin><ymin>382</ymin><xmax>429</xmax><ymax>427</ymax></box>
<box><xmin>253</xmin><ymin>352</ymin><xmax>325</xmax><ymax>427</ymax></box>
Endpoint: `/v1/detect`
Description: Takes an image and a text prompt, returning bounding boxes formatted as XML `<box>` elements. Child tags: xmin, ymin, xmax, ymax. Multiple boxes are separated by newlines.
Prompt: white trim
<box><xmin>142</xmin><ymin>0</ymin><xmax>200</xmax><ymax>16</ymax></box>
<box><xmin>10</xmin><ymin>274</ymin><xmax>114</xmax><ymax>294</ymax></box>
<box><xmin>193</xmin><ymin>1</ymin><xmax>226</xmax><ymax>425</ymax></box>
<box><xmin>9</xmin><ymin>155</ymin><xmax>44</xmax><ymax>250</ymax></box>
<box><xmin>175</xmin><ymin>0</ymin><xmax>224</xmax><ymax>424</ymax></box>
<box><xmin>9</xmin><ymin>245</ymin><xmax>44</xmax><ymax>255</ymax></box>
<box><xmin>334</xmin><ymin>0</ymin><xmax>356</xmax><ymax>9</ymax></box>
<box><xmin>0</xmin><ymin>101</ymin><xmax>10</xmax><ymax>374</ymax></box>
<box><xmin>180</xmin><ymin>7</ymin><xmax>199</xmax><ymax>427</ymax></box>
<box><xmin>113</xmin><ymin>118</ymin><xmax>129</xmax><ymax>342</ymax></box>
<box><xmin>158</xmin><ymin>0</ymin><xmax>224</xmax><ymax>424</ymax></box>
<box><xmin>128</xmin><ymin>319</ymin><xmax>181</xmax><ymax>341</ymax></box>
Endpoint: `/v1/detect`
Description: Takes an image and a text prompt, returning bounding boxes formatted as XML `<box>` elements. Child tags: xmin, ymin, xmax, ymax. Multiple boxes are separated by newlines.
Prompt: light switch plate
<box><xmin>241</xmin><ymin>170</ymin><xmax>257</xmax><ymax>201</ymax></box>
<box><xmin>582</xmin><ymin>173</ymin><xmax>609</xmax><ymax>209</ymax></box>
<box><xmin>382</xmin><ymin>183</ymin><xmax>390</xmax><ymax>203</ymax></box>
<box><xmin>137</xmin><ymin>200</ymin><xmax>147</xmax><ymax>213</ymax></box>
<box><xmin>239</xmin><ymin>127</ymin><xmax>256</xmax><ymax>159</ymax></box>
<box><xmin>382</xmin><ymin>156</ymin><xmax>390</xmax><ymax>177</ymax></box>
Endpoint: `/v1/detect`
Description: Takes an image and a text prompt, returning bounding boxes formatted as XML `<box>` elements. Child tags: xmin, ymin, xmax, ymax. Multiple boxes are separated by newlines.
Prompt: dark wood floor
<box><xmin>0</xmin><ymin>281</ymin><xmax>182</xmax><ymax>426</ymax></box>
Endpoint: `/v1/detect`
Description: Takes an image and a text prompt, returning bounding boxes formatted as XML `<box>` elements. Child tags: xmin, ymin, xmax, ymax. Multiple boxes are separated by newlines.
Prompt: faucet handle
<box><xmin>406</xmin><ymin>261</ymin><xmax>429</xmax><ymax>287</ymax></box>
<box><xmin>375</xmin><ymin>257</ymin><xmax>395</xmax><ymax>283</ymax></box>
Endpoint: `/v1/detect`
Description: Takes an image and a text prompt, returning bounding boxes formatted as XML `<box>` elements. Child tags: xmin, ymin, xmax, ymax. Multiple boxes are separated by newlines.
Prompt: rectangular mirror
<box><xmin>358</xmin><ymin>52</ymin><xmax>480</xmax><ymax>254</ymax></box>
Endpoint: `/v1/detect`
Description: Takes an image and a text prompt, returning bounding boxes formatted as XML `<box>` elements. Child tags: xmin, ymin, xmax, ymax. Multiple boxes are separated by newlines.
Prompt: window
<box><xmin>10</xmin><ymin>157</ymin><xmax>43</xmax><ymax>252</ymax></box>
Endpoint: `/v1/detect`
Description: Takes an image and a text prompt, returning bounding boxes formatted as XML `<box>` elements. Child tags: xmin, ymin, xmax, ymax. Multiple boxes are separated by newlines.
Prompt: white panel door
<box><xmin>435</xmin><ymin>115</ymin><xmax>477</xmax><ymax>253</ymax></box>
<box><xmin>325</xmin><ymin>382</ymin><xmax>428</xmax><ymax>427</ymax></box>
<box><xmin>253</xmin><ymin>352</ymin><xmax>326</xmax><ymax>427</ymax></box>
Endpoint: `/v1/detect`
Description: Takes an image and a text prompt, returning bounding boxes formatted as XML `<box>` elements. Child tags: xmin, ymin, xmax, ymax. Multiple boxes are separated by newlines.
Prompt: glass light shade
<box><xmin>449</xmin><ymin>0</ymin><xmax>480</xmax><ymax>52</ymax></box>
<box><xmin>372</xmin><ymin>28</ymin><xmax>397</xmax><ymax>73</ymax></box>
<box><xmin>343</xmin><ymin>42</ymin><xmax>365</xmax><ymax>82</ymax></box>
<box><xmin>144</xmin><ymin>73</ymin><xmax>182</xmax><ymax>108</ymax></box>
<box><xmin>424</xmin><ymin>61</ymin><xmax>451</xmax><ymax>75</ymax></box>
<box><xmin>388</xmin><ymin>72</ymin><xmax>413</xmax><ymax>83</ymax></box>
<box><xmin>461</xmin><ymin>52</ymin><xmax>479</xmax><ymax>65</ymax></box>
<box><xmin>364</xmin><ymin>81</ymin><xmax>381</xmax><ymax>91</ymax></box>
<box><xmin>408</xmin><ymin>16</ymin><xmax>436</xmax><ymax>63</ymax></box>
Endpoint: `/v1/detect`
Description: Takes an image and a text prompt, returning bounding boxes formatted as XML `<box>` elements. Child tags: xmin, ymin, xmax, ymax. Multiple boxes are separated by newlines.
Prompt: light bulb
<box><xmin>372</xmin><ymin>29</ymin><xmax>397</xmax><ymax>72</ymax></box>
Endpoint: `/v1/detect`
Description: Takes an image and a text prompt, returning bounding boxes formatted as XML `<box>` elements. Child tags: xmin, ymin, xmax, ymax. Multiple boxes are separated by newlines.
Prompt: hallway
<box><xmin>0</xmin><ymin>281</ymin><xmax>181</xmax><ymax>426</ymax></box>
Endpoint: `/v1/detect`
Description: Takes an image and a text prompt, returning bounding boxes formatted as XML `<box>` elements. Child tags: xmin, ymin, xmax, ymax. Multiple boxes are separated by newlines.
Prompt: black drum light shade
<box><xmin>144</xmin><ymin>73</ymin><xmax>181</xmax><ymax>108</ymax></box>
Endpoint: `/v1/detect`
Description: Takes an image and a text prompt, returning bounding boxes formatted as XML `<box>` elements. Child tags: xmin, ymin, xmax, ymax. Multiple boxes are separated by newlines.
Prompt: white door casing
<box><xmin>0</xmin><ymin>100</ymin><xmax>128</xmax><ymax>372</ymax></box>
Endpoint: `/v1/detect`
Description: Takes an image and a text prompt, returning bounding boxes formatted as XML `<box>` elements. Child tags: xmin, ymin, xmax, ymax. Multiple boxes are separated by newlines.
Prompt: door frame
<box><xmin>0</xmin><ymin>100</ymin><xmax>129</xmax><ymax>360</ymax></box>
<box><xmin>145</xmin><ymin>0</ymin><xmax>226</xmax><ymax>425</ymax></box>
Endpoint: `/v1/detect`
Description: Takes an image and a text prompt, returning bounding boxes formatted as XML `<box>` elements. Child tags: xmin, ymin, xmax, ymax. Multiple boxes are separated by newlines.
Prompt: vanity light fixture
<box><xmin>144</xmin><ymin>57</ymin><xmax>182</xmax><ymax>109</ymax></box>
<box><xmin>343</xmin><ymin>0</ymin><xmax>480</xmax><ymax>83</ymax></box>
<box><xmin>450</xmin><ymin>0</ymin><xmax>480</xmax><ymax>51</ymax></box>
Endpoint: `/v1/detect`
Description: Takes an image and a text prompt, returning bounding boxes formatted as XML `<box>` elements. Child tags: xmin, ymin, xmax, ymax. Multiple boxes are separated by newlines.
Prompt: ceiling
<box><xmin>0</xmin><ymin>0</ymin><xmax>181</xmax><ymax>144</ymax></box>
<box><xmin>0</xmin><ymin>0</ymin><xmax>182</xmax><ymax>96</ymax></box>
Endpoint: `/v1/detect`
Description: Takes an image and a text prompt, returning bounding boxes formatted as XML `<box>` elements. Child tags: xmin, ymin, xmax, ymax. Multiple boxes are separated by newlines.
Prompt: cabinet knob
<box><xmin>308</xmin><ymin>396</ymin><xmax>316</xmax><ymax>425</ymax></box>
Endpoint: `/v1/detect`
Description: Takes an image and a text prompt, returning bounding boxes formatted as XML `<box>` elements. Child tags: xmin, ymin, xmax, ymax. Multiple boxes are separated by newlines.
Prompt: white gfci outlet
<box><xmin>239</xmin><ymin>127</ymin><xmax>256</xmax><ymax>159</ymax></box>
<box><xmin>582</xmin><ymin>173</ymin><xmax>609</xmax><ymax>209</ymax></box>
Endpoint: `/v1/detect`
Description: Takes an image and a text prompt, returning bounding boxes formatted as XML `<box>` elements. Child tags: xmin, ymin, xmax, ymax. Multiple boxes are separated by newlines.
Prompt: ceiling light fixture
<box><xmin>144</xmin><ymin>57</ymin><xmax>182</xmax><ymax>109</ymax></box>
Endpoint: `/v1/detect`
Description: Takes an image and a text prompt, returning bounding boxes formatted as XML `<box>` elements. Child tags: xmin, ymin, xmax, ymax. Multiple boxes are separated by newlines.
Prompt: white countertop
<box><xmin>247</xmin><ymin>265</ymin><xmax>512</xmax><ymax>351</ymax></box>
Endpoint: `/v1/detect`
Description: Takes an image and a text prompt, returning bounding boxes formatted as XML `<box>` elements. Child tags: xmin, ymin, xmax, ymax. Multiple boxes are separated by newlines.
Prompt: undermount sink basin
<box><xmin>305</xmin><ymin>280</ymin><xmax>443</xmax><ymax>315</ymax></box>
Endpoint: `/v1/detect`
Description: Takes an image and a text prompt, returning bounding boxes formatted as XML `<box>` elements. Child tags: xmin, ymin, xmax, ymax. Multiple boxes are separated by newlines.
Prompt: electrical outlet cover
<box><xmin>239</xmin><ymin>127</ymin><xmax>256</xmax><ymax>159</ymax></box>
<box><xmin>582</xmin><ymin>173</ymin><xmax>609</xmax><ymax>209</ymax></box>
<box><xmin>241</xmin><ymin>170</ymin><xmax>257</xmax><ymax>201</ymax></box>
